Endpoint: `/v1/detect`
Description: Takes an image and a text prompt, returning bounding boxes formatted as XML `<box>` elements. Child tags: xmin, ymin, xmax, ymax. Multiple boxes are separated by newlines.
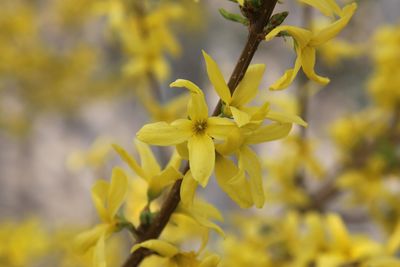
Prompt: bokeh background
<box><xmin>0</xmin><ymin>0</ymin><xmax>400</xmax><ymax>265</ymax></box>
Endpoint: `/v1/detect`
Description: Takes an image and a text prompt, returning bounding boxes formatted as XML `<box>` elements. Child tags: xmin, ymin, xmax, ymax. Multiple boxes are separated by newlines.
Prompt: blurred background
<box><xmin>0</xmin><ymin>0</ymin><xmax>400</xmax><ymax>265</ymax></box>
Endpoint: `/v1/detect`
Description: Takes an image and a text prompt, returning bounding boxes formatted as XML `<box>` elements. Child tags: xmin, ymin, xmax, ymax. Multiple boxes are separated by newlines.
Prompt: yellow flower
<box><xmin>113</xmin><ymin>140</ymin><xmax>182</xmax><ymax>200</ymax></box>
<box><xmin>75</xmin><ymin>167</ymin><xmax>128</xmax><ymax>256</ymax></box>
<box><xmin>265</xmin><ymin>1</ymin><xmax>357</xmax><ymax>90</ymax></box>
<box><xmin>137</xmin><ymin>79</ymin><xmax>236</xmax><ymax>187</ymax></box>
<box><xmin>203</xmin><ymin>51</ymin><xmax>268</xmax><ymax>127</ymax></box>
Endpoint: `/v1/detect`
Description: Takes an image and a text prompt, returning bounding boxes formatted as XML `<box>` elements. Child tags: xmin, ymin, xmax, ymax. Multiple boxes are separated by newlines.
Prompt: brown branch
<box><xmin>122</xmin><ymin>1</ymin><xmax>279</xmax><ymax>266</ymax></box>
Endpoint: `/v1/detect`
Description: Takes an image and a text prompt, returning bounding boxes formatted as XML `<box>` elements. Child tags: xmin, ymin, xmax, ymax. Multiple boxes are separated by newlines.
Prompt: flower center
<box><xmin>193</xmin><ymin>120</ymin><xmax>208</xmax><ymax>135</ymax></box>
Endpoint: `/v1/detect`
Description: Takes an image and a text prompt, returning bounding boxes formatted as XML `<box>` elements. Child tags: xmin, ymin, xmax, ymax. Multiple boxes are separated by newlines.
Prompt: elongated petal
<box><xmin>230</xmin><ymin>106</ymin><xmax>252</xmax><ymax>127</ymax></box>
<box><xmin>170</xmin><ymin>79</ymin><xmax>208</xmax><ymax>121</ymax></box>
<box><xmin>180</xmin><ymin>171</ymin><xmax>198</xmax><ymax>206</ymax></box>
<box><xmin>207</xmin><ymin>117</ymin><xmax>237</xmax><ymax>140</ymax></box>
<box><xmin>191</xmin><ymin>199</ymin><xmax>224</xmax><ymax>222</ymax></box>
<box><xmin>190</xmin><ymin>213</ymin><xmax>225</xmax><ymax>238</ymax></box>
<box><xmin>137</xmin><ymin>121</ymin><xmax>192</xmax><ymax>146</ymax></box>
<box><xmin>238</xmin><ymin>147</ymin><xmax>264</xmax><ymax>208</ymax></box>
<box><xmin>170</xmin><ymin>79</ymin><xmax>202</xmax><ymax>94</ymax></box>
<box><xmin>387</xmin><ymin>221</ymin><xmax>400</xmax><ymax>255</ymax></box>
<box><xmin>134</xmin><ymin>139</ymin><xmax>161</xmax><ymax>178</ymax></box>
<box><xmin>301</xmin><ymin>46</ymin><xmax>330</xmax><ymax>85</ymax></box>
<box><xmin>215</xmin><ymin>127</ymin><xmax>244</xmax><ymax>156</ymax></box>
<box><xmin>215</xmin><ymin>155</ymin><xmax>253</xmax><ymax>208</ymax></box>
<box><xmin>131</xmin><ymin>239</ymin><xmax>179</xmax><ymax>257</ymax></box>
<box><xmin>202</xmin><ymin>50</ymin><xmax>231</xmax><ymax>103</ymax></box>
<box><xmin>166</xmin><ymin>149</ymin><xmax>182</xmax><ymax>170</ymax></box>
<box><xmin>188</xmin><ymin>135</ymin><xmax>215</xmax><ymax>187</ymax></box>
<box><xmin>266</xmin><ymin>110</ymin><xmax>308</xmax><ymax>126</ymax></box>
<box><xmin>189</xmin><ymin>93</ymin><xmax>209</xmax><ymax>121</ymax></box>
<box><xmin>108</xmin><ymin>167</ymin><xmax>128</xmax><ymax>218</ymax></box>
<box><xmin>200</xmin><ymin>254</ymin><xmax>221</xmax><ymax>267</ymax></box>
<box><xmin>231</xmin><ymin>64</ymin><xmax>266</xmax><ymax>107</ymax></box>
<box><xmin>310</xmin><ymin>3</ymin><xmax>357</xmax><ymax>47</ymax></box>
<box><xmin>270</xmin><ymin>45</ymin><xmax>303</xmax><ymax>90</ymax></box>
<box><xmin>93</xmin><ymin>235</ymin><xmax>106</xmax><ymax>267</ymax></box>
<box><xmin>113</xmin><ymin>144</ymin><xmax>147</xmax><ymax>179</ymax></box>
<box><xmin>298</xmin><ymin>0</ymin><xmax>341</xmax><ymax>17</ymax></box>
<box><xmin>245</xmin><ymin>123</ymin><xmax>292</xmax><ymax>144</ymax></box>
<box><xmin>326</xmin><ymin>213</ymin><xmax>350</xmax><ymax>251</ymax></box>
<box><xmin>176</xmin><ymin>141</ymin><xmax>189</xmax><ymax>160</ymax></box>
<box><xmin>91</xmin><ymin>180</ymin><xmax>109</xmax><ymax>222</ymax></box>
<box><xmin>265</xmin><ymin>25</ymin><xmax>313</xmax><ymax>48</ymax></box>
<box><xmin>148</xmin><ymin>166</ymin><xmax>182</xmax><ymax>199</ymax></box>
<box><xmin>74</xmin><ymin>224</ymin><xmax>110</xmax><ymax>252</ymax></box>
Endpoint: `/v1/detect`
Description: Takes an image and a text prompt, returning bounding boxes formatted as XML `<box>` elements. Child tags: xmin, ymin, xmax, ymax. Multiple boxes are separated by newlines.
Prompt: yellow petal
<box><xmin>266</xmin><ymin>110</ymin><xmax>308</xmax><ymax>126</ymax></box>
<box><xmin>265</xmin><ymin>25</ymin><xmax>313</xmax><ymax>48</ymax></box>
<box><xmin>74</xmin><ymin>224</ymin><xmax>111</xmax><ymax>252</ymax></box>
<box><xmin>298</xmin><ymin>0</ymin><xmax>341</xmax><ymax>17</ymax></box>
<box><xmin>387</xmin><ymin>220</ymin><xmax>400</xmax><ymax>255</ymax></box>
<box><xmin>214</xmin><ymin>126</ymin><xmax>244</xmax><ymax>156</ymax></box>
<box><xmin>310</xmin><ymin>3</ymin><xmax>357</xmax><ymax>47</ymax></box>
<box><xmin>137</xmin><ymin>121</ymin><xmax>192</xmax><ymax>146</ymax></box>
<box><xmin>215</xmin><ymin>155</ymin><xmax>253</xmax><ymax>208</ymax></box>
<box><xmin>93</xmin><ymin>235</ymin><xmax>106</xmax><ymax>267</ymax></box>
<box><xmin>170</xmin><ymin>79</ymin><xmax>208</xmax><ymax>121</ymax></box>
<box><xmin>134</xmin><ymin>139</ymin><xmax>161</xmax><ymax>178</ymax></box>
<box><xmin>207</xmin><ymin>116</ymin><xmax>237</xmax><ymax>140</ymax></box>
<box><xmin>113</xmin><ymin>144</ymin><xmax>147</xmax><ymax>179</ymax></box>
<box><xmin>108</xmin><ymin>167</ymin><xmax>128</xmax><ymax>218</ymax></box>
<box><xmin>188</xmin><ymin>134</ymin><xmax>215</xmax><ymax>187</ymax></box>
<box><xmin>176</xmin><ymin>141</ymin><xmax>189</xmax><ymax>160</ymax></box>
<box><xmin>245</xmin><ymin>123</ymin><xmax>292</xmax><ymax>144</ymax></box>
<box><xmin>301</xmin><ymin>46</ymin><xmax>330</xmax><ymax>85</ymax></box>
<box><xmin>180</xmin><ymin>171</ymin><xmax>198</xmax><ymax>206</ymax></box>
<box><xmin>166</xmin><ymin>149</ymin><xmax>183</xmax><ymax>171</ymax></box>
<box><xmin>91</xmin><ymin>180</ymin><xmax>109</xmax><ymax>222</ymax></box>
<box><xmin>230</xmin><ymin>106</ymin><xmax>252</xmax><ymax>127</ymax></box>
<box><xmin>131</xmin><ymin>239</ymin><xmax>179</xmax><ymax>258</ymax></box>
<box><xmin>170</xmin><ymin>79</ymin><xmax>202</xmax><ymax>94</ymax></box>
<box><xmin>326</xmin><ymin>213</ymin><xmax>350</xmax><ymax>251</ymax></box>
<box><xmin>270</xmin><ymin>45</ymin><xmax>303</xmax><ymax>90</ymax></box>
<box><xmin>190</xmin><ymin>213</ymin><xmax>225</xmax><ymax>238</ymax></box>
<box><xmin>238</xmin><ymin>147</ymin><xmax>264</xmax><ymax>208</ymax></box>
<box><xmin>189</xmin><ymin>93</ymin><xmax>209</xmax><ymax>122</ymax></box>
<box><xmin>231</xmin><ymin>64</ymin><xmax>266</xmax><ymax>107</ymax></box>
<box><xmin>149</xmin><ymin>166</ymin><xmax>182</xmax><ymax>200</ymax></box>
<box><xmin>200</xmin><ymin>254</ymin><xmax>221</xmax><ymax>267</ymax></box>
<box><xmin>191</xmin><ymin>199</ymin><xmax>224</xmax><ymax>222</ymax></box>
<box><xmin>202</xmin><ymin>50</ymin><xmax>231</xmax><ymax>104</ymax></box>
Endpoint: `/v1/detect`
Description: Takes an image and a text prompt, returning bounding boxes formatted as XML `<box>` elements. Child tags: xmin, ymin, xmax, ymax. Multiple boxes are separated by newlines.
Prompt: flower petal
<box><xmin>215</xmin><ymin>155</ymin><xmax>253</xmax><ymax>208</ymax></box>
<box><xmin>301</xmin><ymin>46</ymin><xmax>330</xmax><ymax>85</ymax></box>
<box><xmin>231</xmin><ymin>64</ymin><xmax>266</xmax><ymax>107</ymax></box>
<box><xmin>265</xmin><ymin>25</ymin><xmax>313</xmax><ymax>48</ymax></box>
<box><xmin>188</xmin><ymin>135</ymin><xmax>215</xmax><ymax>187</ymax></box>
<box><xmin>270</xmin><ymin>45</ymin><xmax>303</xmax><ymax>90</ymax></box>
<box><xmin>137</xmin><ymin>121</ymin><xmax>192</xmax><ymax>146</ymax></box>
<box><xmin>74</xmin><ymin>224</ymin><xmax>111</xmax><ymax>253</ymax></box>
<box><xmin>230</xmin><ymin>106</ymin><xmax>252</xmax><ymax>127</ymax></box>
<box><xmin>238</xmin><ymin>147</ymin><xmax>264</xmax><ymax>208</ymax></box>
<box><xmin>266</xmin><ymin>110</ymin><xmax>308</xmax><ymax>126</ymax></box>
<box><xmin>131</xmin><ymin>239</ymin><xmax>179</xmax><ymax>257</ymax></box>
<box><xmin>134</xmin><ymin>139</ymin><xmax>161</xmax><ymax>178</ymax></box>
<box><xmin>93</xmin><ymin>235</ymin><xmax>106</xmax><ymax>267</ymax></box>
<box><xmin>91</xmin><ymin>180</ymin><xmax>109</xmax><ymax>222</ymax></box>
<box><xmin>113</xmin><ymin>144</ymin><xmax>147</xmax><ymax>179</ymax></box>
<box><xmin>108</xmin><ymin>167</ymin><xmax>128</xmax><ymax>218</ymax></box>
<box><xmin>180</xmin><ymin>171</ymin><xmax>198</xmax><ymax>206</ymax></box>
<box><xmin>310</xmin><ymin>3</ymin><xmax>357</xmax><ymax>47</ymax></box>
<box><xmin>202</xmin><ymin>50</ymin><xmax>231</xmax><ymax>104</ymax></box>
<box><xmin>207</xmin><ymin>117</ymin><xmax>237</xmax><ymax>140</ymax></box>
<box><xmin>149</xmin><ymin>166</ymin><xmax>182</xmax><ymax>200</ymax></box>
<box><xmin>298</xmin><ymin>0</ymin><xmax>341</xmax><ymax>17</ymax></box>
<box><xmin>245</xmin><ymin>123</ymin><xmax>292</xmax><ymax>144</ymax></box>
